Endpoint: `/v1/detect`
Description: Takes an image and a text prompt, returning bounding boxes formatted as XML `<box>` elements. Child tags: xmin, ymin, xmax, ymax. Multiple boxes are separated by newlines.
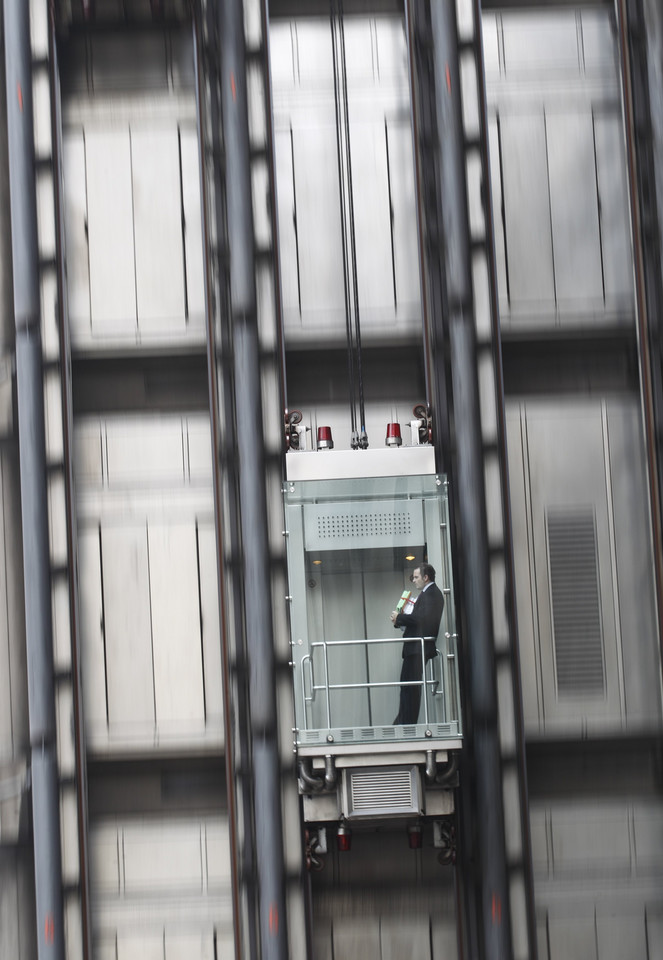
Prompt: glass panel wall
<box><xmin>284</xmin><ymin>473</ymin><xmax>461</xmax><ymax>748</ymax></box>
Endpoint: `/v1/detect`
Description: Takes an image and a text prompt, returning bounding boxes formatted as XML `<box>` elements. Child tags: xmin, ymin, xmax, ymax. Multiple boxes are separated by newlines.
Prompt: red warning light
<box><xmin>386</xmin><ymin>422</ymin><xmax>402</xmax><ymax>447</ymax></box>
<box><xmin>337</xmin><ymin>823</ymin><xmax>352</xmax><ymax>851</ymax></box>
<box><xmin>317</xmin><ymin>426</ymin><xmax>334</xmax><ymax>450</ymax></box>
<box><xmin>407</xmin><ymin>824</ymin><xmax>423</xmax><ymax>849</ymax></box>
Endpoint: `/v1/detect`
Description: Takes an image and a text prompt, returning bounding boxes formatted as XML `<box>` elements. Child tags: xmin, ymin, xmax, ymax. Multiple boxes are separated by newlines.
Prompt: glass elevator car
<box><xmin>285</xmin><ymin>448</ymin><xmax>461</xmax><ymax>822</ymax></box>
<box><xmin>285</xmin><ymin>470</ymin><xmax>461</xmax><ymax>748</ymax></box>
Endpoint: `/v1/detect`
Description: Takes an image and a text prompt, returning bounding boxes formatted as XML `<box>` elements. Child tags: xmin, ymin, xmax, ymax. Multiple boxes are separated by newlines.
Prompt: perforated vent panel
<box><xmin>317</xmin><ymin>510</ymin><xmax>412</xmax><ymax>540</ymax></box>
<box><xmin>547</xmin><ymin>508</ymin><xmax>606</xmax><ymax>696</ymax></box>
<box><xmin>303</xmin><ymin>500</ymin><xmax>425</xmax><ymax>550</ymax></box>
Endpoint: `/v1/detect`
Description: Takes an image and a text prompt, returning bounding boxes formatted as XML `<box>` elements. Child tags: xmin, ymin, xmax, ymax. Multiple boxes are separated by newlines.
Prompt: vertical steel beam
<box><xmin>218</xmin><ymin>1</ymin><xmax>289</xmax><ymax>958</ymax></box>
<box><xmin>642</xmin><ymin>0</ymin><xmax>663</xmax><ymax>699</ymax></box>
<box><xmin>196</xmin><ymin>9</ymin><xmax>250</xmax><ymax>958</ymax></box>
<box><xmin>3</xmin><ymin>1</ymin><xmax>65</xmax><ymax>958</ymax></box>
<box><xmin>617</xmin><ymin>0</ymin><xmax>663</xmax><ymax>672</ymax></box>
<box><xmin>643</xmin><ymin>0</ymin><xmax>663</xmax><ymax>262</ymax></box>
<box><xmin>428</xmin><ymin>2</ymin><xmax>512</xmax><ymax>958</ymax></box>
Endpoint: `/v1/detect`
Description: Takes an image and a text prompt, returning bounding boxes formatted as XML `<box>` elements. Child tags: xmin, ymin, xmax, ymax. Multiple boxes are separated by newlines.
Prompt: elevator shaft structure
<box><xmin>4</xmin><ymin>2</ymin><xmax>663</xmax><ymax>960</ymax></box>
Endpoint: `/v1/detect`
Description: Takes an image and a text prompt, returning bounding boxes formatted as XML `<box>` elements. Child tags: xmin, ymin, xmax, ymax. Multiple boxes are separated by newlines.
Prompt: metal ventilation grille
<box><xmin>343</xmin><ymin>766</ymin><xmax>420</xmax><ymax>818</ymax></box>
<box><xmin>351</xmin><ymin>770</ymin><xmax>413</xmax><ymax>808</ymax></box>
<box><xmin>547</xmin><ymin>508</ymin><xmax>606</xmax><ymax>696</ymax></box>
<box><xmin>303</xmin><ymin>500</ymin><xmax>424</xmax><ymax>550</ymax></box>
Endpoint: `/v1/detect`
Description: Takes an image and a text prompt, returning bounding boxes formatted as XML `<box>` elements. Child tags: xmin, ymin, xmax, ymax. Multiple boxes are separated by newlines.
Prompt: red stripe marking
<box><xmin>491</xmin><ymin>894</ymin><xmax>502</xmax><ymax>924</ymax></box>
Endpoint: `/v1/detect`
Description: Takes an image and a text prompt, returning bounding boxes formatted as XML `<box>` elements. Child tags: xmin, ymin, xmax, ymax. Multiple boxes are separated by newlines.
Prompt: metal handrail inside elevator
<box><xmin>300</xmin><ymin>634</ymin><xmax>448</xmax><ymax>732</ymax></box>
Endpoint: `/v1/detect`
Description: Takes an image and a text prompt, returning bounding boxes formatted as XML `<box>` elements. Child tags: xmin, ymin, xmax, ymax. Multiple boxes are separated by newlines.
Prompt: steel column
<box><xmin>218</xmin><ymin>1</ymin><xmax>289</xmax><ymax>958</ymax></box>
<box><xmin>617</xmin><ymin>0</ymin><xmax>663</xmax><ymax>679</ymax></box>
<box><xmin>3</xmin><ymin>1</ymin><xmax>65</xmax><ymax>958</ymax></box>
<box><xmin>429</xmin><ymin>2</ymin><xmax>512</xmax><ymax>957</ymax></box>
<box><xmin>643</xmin><ymin>0</ymin><xmax>663</xmax><ymax>260</ymax></box>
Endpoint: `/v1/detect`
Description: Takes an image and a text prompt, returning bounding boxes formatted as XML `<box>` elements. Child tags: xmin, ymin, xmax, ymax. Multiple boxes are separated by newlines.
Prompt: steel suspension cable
<box><xmin>330</xmin><ymin>0</ymin><xmax>359</xmax><ymax>445</ymax></box>
<box><xmin>338</xmin><ymin>0</ymin><xmax>368</xmax><ymax>447</ymax></box>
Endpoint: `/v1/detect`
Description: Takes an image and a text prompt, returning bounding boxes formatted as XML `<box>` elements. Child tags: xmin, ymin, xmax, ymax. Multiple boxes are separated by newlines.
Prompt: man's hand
<box><xmin>390</xmin><ymin>610</ymin><xmax>398</xmax><ymax>623</ymax></box>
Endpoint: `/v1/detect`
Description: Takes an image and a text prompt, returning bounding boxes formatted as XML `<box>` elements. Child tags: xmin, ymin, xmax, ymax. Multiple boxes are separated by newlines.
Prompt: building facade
<box><xmin>0</xmin><ymin>1</ymin><xmax>662</xmax><ymax>959</ymax></box>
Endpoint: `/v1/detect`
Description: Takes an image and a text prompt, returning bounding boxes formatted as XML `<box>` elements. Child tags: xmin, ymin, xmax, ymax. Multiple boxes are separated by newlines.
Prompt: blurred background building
<box><xmin>0</xmin><ymin>1</ymin><xmax>662</xmax><ymax>959</ymax></box>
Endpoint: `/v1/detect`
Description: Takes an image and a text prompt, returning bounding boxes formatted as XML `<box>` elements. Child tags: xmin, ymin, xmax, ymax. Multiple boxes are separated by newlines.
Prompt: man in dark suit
<box><xmin>390</xmin><ymin>563</ymin><xmax>444</xmax><ymax>725</ymax></box>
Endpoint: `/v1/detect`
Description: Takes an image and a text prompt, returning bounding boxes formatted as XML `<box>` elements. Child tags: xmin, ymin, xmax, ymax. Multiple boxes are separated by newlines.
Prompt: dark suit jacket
<box><xmin>394</xmin><ymin>582</ymin><xmax>444</xmax><ymax>659</ymax></box>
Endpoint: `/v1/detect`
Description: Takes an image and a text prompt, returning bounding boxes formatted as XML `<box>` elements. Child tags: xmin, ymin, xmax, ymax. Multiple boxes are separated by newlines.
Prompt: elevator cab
<box><xmin>285</xmin><ymin>446</ymin><xmax>461</xmax><ymax>824</ymax></box>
